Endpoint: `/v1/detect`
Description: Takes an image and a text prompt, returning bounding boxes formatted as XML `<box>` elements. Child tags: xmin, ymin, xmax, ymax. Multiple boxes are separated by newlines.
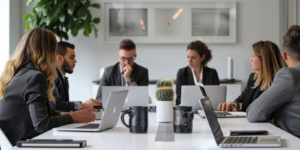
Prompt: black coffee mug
<box><xmin>121</xmin><ymin>106</ymin><xmax>148</xmax><ymax>133</ymax></box>
<box><xmin>173</xmin><ymin>106</ymin><xmax>194</xmax><ymax>133</ymax></box>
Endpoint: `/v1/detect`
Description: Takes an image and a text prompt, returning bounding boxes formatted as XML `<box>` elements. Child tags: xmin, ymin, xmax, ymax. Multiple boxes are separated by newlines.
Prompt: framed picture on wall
<box><xmin>191</xmin><ymin>8</ymin><xmax>230</xmax><ymax>36</ymax></box>
<box><xmin>104</xmin><ymin>2</ymin><xmax>236</xmax><ymax>43</ymax></box>
<box><xmin>109</xmin><ymin>8</ymin><xmax>148</xmax><ymax>36</ymax></box>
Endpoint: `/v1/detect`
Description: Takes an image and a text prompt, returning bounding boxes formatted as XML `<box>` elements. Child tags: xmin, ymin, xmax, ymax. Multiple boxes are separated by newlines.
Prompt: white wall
<box><xmin>10</xmin><ymin>0</ymin><xmax>21</xmax><ymax>56</ymax></box>
<box><xmin>0</xmin><ymin>0</ymin><xmax>10</xmax><ymax>74</ymax></box>
<box><xmin>0</xmin><ymin>0</ymin><xmax>21</xmax><ymax>74</ymax></box>
<box><xmin>20</xmin><ymin>0</ymin><xmax>282</xmax><ymax>102</ymax></box>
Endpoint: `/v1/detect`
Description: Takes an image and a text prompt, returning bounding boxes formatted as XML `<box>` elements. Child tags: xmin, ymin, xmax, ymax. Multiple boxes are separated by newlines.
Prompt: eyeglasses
<box><xmin>119</xmin><ymin>56</ymin><xmax>136</xmax><ymax>62</ymax></box>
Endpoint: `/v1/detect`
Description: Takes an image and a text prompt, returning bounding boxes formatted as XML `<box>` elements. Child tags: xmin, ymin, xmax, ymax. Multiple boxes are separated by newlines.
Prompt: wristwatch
<box><xmin>126</xmin><ymin>78</ymin><xmax>132</xmax><ymax>85</ymax></box>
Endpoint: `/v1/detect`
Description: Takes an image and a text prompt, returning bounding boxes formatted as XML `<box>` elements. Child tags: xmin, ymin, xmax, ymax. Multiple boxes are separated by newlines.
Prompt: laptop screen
<box><xmin>198</xmin><ymin>85</ymin><xmax>207</xmax><ymax>97</ymax></box>
<box><xmin>200</xmin><ymin>97</ymin><xmax>224</xmax><ymax>144</ymax></box>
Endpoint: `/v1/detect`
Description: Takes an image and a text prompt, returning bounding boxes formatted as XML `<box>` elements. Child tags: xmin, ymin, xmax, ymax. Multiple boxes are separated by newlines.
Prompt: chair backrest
<box><xmin>0</xmin><ymin>128</ymin><xmax>13</xmax><ymax>150</ymax></box>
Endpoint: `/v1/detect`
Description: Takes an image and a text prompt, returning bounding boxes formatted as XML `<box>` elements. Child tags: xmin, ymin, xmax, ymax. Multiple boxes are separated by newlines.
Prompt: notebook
<box><xmin>16</xmin><ymin>140</ymin><xmax>86</xmax><ymax>148</ymax></box>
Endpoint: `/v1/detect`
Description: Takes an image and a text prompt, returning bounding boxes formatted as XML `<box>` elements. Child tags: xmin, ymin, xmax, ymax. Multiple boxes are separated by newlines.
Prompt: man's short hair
<box><xmin>56</xmin><ymin>41</ymin><xmax>75</xmax><ymax>56</ymax></box>
<box><xmin>282</xmin><ymin>25</ymin><xmax>300</xmax><ymax>61</ymax></box>
<box><xmin>119</xmin><ymin>39</ymin><xmax>136</xmax><ymax>51</ymax></box>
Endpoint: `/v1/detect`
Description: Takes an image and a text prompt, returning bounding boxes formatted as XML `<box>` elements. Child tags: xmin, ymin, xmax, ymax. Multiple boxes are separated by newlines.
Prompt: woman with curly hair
<box><xmin>176</xmin><ymin>40</ymin><xmax>220</xmax><ymax>105</ymax></box>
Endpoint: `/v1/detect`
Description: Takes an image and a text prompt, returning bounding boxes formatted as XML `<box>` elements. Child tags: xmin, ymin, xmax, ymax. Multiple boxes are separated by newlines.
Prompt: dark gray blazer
<box><xmin>176</xmin><ymin>66</ymin><xmax>220</xmax><ymax>105</ymax></box>
<box><xmin>247</xmin><ymin>63</ymin><xmax>300</xmax><ymax>138</ymax></box>
<box><xmin>51</xmin><ymin>68</ymin><xmax>76</xmax><ymax>111</ymax></box>
<box><xmin>0</xmin><ymin>63</ymin><xmax>74</xmax><ymax>146</ymax></box>
<box><xmin>96</xmin><ymin>62</ymin><xmax>148</xmax><ymax>100</ymax></box>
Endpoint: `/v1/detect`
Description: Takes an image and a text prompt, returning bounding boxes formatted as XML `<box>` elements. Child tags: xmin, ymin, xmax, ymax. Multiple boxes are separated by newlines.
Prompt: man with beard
<box><xmin>51</xmin><ymin>41</ymin><xmax>101</xmax><ymax>112</ymax></box>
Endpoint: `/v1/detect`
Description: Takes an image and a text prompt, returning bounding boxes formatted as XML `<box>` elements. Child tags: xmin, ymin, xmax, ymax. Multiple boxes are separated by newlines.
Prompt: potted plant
<box><xmin>155</xmin><ymin>80</ymin><xmax>174</xmax><ymax>122</ymax></box>
<box><xmin>23</xmin><ymin>0</ymin><xmax>101</xmax><ymax>41</ymax></box>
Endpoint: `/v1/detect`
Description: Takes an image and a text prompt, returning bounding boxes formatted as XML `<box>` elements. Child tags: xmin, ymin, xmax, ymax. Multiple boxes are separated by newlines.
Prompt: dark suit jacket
<box><xmin>0</xmin><ymin>63</ymin><xmax>74</xmax><ymax>146</ymax></box>
<box><xmin>176</xmin><ymin>66</ymin><xmax>220</xmax><ymax>105</ymax></box>
<box><xmin>234</xmin><ymin>73</ymin><xmax>264</xmax><ymax>112</ymax></box>
<box><xmin>51</xmin><ymin>68</ymin><xmax>76</xmax><ymax>111</ymax></box>
<box><xmin>96</xmin><ymin>62</ymin><xmax>148</xmax><ymax>100</ymax></box>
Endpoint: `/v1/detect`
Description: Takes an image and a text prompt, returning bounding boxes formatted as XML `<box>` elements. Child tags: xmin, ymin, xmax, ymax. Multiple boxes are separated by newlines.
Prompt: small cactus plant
<box><xmin>156</xmin><ymin>80</ymin><xmax>174</xmax><ymax>101</ymax></box>
<box><xmin>156</xmin><ymin>81</ymin><xmax>172</xmax><ymax>87</ymax></box>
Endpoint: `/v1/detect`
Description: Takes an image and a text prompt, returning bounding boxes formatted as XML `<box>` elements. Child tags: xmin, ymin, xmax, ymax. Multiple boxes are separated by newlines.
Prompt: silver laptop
<box><xmin>102</xmin><ymin>86</ymin><xmax>148</xmax><ymax>111</ymax></box>
<box><xmin>198</xmin><ymin>110</ymin><xmax>247</xmax><ymax>118</ymax></box>
<box><xmin>199</xmin><ymin>97</ymin><xmax>281</xmax><ymax>148</ymax></box>
<box><xmin>54</xmin><ymin>90</ymin><xmax>128</xmax><ymax>132</ymax></box>
<box><xmin>181</xmin><ymin>85</ymin><xmax>226</xmax><ymax>110</ymax></box>
<box><xmin>195</xmin><ymin>85</ymin><xmax>246</xmax><ymax>118</ymax></box>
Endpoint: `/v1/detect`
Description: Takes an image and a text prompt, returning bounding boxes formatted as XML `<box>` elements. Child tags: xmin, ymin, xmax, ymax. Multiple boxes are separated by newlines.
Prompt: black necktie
<box><xmin>64</xmin><ymin>77</ymin><xmax>70</xmax><ymax>101</ymax></box>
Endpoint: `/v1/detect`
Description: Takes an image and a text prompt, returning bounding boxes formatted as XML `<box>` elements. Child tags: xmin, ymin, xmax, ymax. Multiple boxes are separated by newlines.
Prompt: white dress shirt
<box><xmin>191</xmin><ymin>67</ymin><xmax>203</xmax><ymax>86</ymax></box>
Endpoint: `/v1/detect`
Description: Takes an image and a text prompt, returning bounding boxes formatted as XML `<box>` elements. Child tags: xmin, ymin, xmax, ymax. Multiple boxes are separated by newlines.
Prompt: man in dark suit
<box><xmin>96</xmin><ymin>39</ymin><xmax>149</xmax><ymax>100</ymax></box>
<box><xmin>52</xmin><ymin>42</ymin><xmax>101</xmax><ymax>111</ymax></box>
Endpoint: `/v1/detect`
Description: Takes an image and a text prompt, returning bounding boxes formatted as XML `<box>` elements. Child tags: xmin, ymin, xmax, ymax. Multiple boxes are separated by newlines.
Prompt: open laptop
<box><xmin>102</xmin><ymin>86</ymin><xmax>148</xmax><ymax>111</ymax></box>
<box><xmin>199</xmin><ymin>97</ymin><xmax>281</xmax><ymax>148</ymax></box>
<box><xmin>0</xmin><ymin>128</ymin><xmax>13</xmax><ymax>150</ymax></box>
<box><xmin>181</xmin><ymin>85</ymin><xmax>227</xmax><ymax>111</ymax></box>
<box><xmin>54</xmin><ymin>90</ymin><xmax>128</xmax><ymax>132</ymax></box>
<box><xmin>198</xmin><ymin>86</ymin><xmax>247</xmax><ymax>118</ymax></box>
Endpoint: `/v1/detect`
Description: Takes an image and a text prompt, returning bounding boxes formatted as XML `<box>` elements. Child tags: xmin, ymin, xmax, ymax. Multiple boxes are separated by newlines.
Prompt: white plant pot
<box><xmin>156</xmin><ymin>101</ymin><xmax>174</xmax><ymax>122</ymax></box>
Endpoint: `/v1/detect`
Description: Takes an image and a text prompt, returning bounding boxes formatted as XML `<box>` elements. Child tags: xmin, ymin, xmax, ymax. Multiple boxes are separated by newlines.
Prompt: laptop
<box><xmin>187</xmin><ymin>85</ymin><xmax>246</xmax><ymax>118</ymax></box>
<box><xmin>198</xmin><ymin>110</ymin><xmax>247</xmax><ymax>118</ymax></box>
<box><xmin>0</xmin><ymin>128</ymin><xmax>13</xmax><ymax>150</ymax></box>
<box><xmin>102</xmin><ymin>86</ymin><xmax>148</xmax><ymax>111</ymax></box>
<box><xmin>181</xmin><ymin>85</ymin><xmax>226</xmax><ymax>110</ymax></box>
<box><xmin>54</xmin><ymin>90</ymin><xmax>128</xmax><ymax>132</ymax></box>
<box><xmin>199</xmin><ymin>97</ymin><xmax>281</xmax><ymax>148</ymax></box>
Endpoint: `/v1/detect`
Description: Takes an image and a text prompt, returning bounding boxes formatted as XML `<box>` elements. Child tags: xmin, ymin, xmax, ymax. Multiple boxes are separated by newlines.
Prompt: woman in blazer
<box><xmin>0</xmin><ymin>27</ymin><xmax>97</xmax><ymax>145</ymax></box>
<box><xmin>217</xmin><ymin>41</ymin><xmax>285</xmax><ymax>112</ymax></box>
<box><xmin>176</xmin><ymin>40</ymin><xmax>220</xmax><ymax>105</ymax></box>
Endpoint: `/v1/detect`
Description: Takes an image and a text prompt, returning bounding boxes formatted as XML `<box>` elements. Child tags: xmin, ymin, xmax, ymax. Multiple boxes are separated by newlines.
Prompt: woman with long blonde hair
<box><xmin>217</xmin><ymin>41</ymin><xmax>285</xmax><ymax>112</ymax></box>
<box><xmin>0</xmin><ymin>27</ymin><xmax>97</xmax><ymax>145</ymax></box>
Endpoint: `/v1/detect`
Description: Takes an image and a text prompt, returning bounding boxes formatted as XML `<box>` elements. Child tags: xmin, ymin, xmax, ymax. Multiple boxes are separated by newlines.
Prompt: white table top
<box><xmin>11</xmin><ymin>113</ymin><xmax>299</xmax><ymax>150</ymax></box>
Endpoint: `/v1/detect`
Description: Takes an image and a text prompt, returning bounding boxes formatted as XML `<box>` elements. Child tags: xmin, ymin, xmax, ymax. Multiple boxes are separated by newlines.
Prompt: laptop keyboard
<box><xmin>215</xmin><ymin>112</ymin><xmax>232</xmax><ymax>117</ymax></box>
<box><xmin>75</xmin><ymin>124</ymin><xmax>100</xmax><ymax>129</ymax></box>
<box><xmin>215</xmin><ymin>112</ymin><xmax>232</xmax><ymax>115</ymax></box>
<box><xmin>224</xmin><ymin>137</ymin><xmax>258</xmax><ymax>144</ymax></box>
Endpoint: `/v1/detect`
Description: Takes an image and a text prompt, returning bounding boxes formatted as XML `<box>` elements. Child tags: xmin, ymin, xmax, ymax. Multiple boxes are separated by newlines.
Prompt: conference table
<box><xmin>11</xmin><ymin>112</ymin><xmax>299</xmax><ymax>150</ymax></box>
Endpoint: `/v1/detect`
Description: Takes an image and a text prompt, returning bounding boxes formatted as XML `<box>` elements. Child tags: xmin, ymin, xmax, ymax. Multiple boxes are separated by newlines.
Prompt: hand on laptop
<box><xmin>80</xmin><ymin>98</ymin><xmax>102</xmax><ymax>109</ymax></box>
<box><xmin>217</xmin><ymin>103</ymin><xmax>237</xmax><ymax>113</ymax></box>
<box><xmin>69</xmin><ymin>108</ymin><xmax>97</xmax><ymax>123</ymax></box>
